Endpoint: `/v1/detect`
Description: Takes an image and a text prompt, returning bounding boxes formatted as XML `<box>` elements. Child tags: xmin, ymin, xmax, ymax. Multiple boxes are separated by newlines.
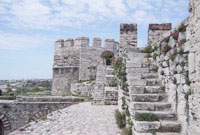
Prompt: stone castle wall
<box><xmin>119</xmin><ymin>24</ymin><xmax>137</xmax><ymax>55</ymax></box>
<box><xmin>148</xmin><ymin>23</ymin><xmax>172</xmax><ymax>44</ymax></box>
<box><xmin>52</xmin><ymin>39</ymin><xmax>80</xmax><ymax>96</ymax></box>
<box><xmin>52</xmin><ymin>37</ymin><xmax>119</xmax><ymax>96</ymax></box>
<box><xmin>187</xmin><ymin>0</ymin><xmax>200</xmax><ymax>134</ymax></box>
<box><xmin>148</xmin><ymin>0</ymin><xmax>200</xmax><ymax>133</ymax></box>
<box><xmin>149</xmin><ymin>20</ymin><xmax>190</xmax><ymax>134</ymax></box>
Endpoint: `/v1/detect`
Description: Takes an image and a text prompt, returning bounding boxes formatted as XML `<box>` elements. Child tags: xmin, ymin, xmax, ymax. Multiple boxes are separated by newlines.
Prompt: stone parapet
<box><xmin>120</xmin><ymin>23</ymin><xmax>137</xmax><ymax>34</ymax></box>
<box><xmin>148</xmin><ymin>23</ymin><xmax>172</xmax><ymax>31</ymax></box>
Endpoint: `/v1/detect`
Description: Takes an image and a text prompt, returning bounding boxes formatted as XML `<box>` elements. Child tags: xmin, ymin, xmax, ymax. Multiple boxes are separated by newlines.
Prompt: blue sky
<box><xmin>0</xmin><ymin>0</ymin><xmax>189</xmax><ymax>80</ymax></box>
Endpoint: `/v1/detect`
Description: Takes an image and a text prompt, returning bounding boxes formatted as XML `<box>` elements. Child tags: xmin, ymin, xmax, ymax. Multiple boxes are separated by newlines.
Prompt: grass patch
<box><xmin>115</xmin><ymin>110</ymin><xmax>126</xmax><ymax>129</ymax></box>
<box><xmin>173</xmin><ymin>78</ymin><xmax>177</xmax><ymax>84</ymax></box>
<box><xmin>160</xmin><ymin>71</ymin><xmax>164</xmax><ymax>75</ymax></box>
<box><xmin>185</xmin><ymin>91</ymin><xmax>191</xmax><ymax>101</ymax></box>
<box><xmin>153</xmin><ymin>53</ymin><xmax>158</xmax><ymax>60</ymax></box>
<box><xmin>178</xmin><ymin>24</ymin><xmax>187</xmax><ymax>32</ymax></box>
<box><xmin>135</xmin><ymin>113</ymin><xmax>159</xmax><ymax>121</ymax></box>
<box><xmin>151</xmin><ymin>65</ymin><xmax>159</xmax><ymax>72</ymax></box>
<box><xmin>145</xmin><ymin>53</ymin><xmax>152</xmax><ymax>58</ymax></box>
<box><xmin>170</xmin><ymin>53</ymin><xmax>176</xmax><ymax>61</ymax></box>
<box><xmin>142</xmin><ymin>45</ymin><xmax>153</xmax><ymax>53</ymax></box>
<box><xmin>162</xmin><ymin>45</ymin><xmax>171</xmax><ymax>54</ymax></box>
<box><xmin>185</xmin><ymin>78</ymin><xmax>191</xmax><ymax>85</ymax></box>
<box><xmin>163</xmin><ymin>36</ymin><xmax>170</xmax><ymax>43</ymax></box>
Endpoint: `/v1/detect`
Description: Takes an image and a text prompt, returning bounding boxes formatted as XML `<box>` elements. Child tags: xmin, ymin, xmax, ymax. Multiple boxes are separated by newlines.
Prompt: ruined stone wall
<box><xmin>0</xmin><ymin>102</ymin><xmax>74</xmax><ymax>134</ymax></box>
<box><xmin>148</xmin><ymin>23</ymin><xmax>172</xmax><ymax>44</ymax></box>
<box><xmin>187</xmin><ymin>0</ymin><xmax>200</xmax><ymax>134</ymax></box>
<box><xmin>119</xmin><ymin>24</ymin><xmax>137</xmax><ymax>55</ymax></box>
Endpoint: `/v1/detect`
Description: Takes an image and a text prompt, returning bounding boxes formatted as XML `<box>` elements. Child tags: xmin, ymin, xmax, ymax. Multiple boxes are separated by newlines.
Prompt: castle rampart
<box><xmin>119</xmin><ymin>23</ymin><xmax>137</xmax><ymax>55</ymax></box>
<box><xmin>148</xmin><ymin>23</ymin><xmax>172</xmax><ymax>44</ymax></box>
<box><xmin>52</xmin><ymin>37</ymin><xmax>119</xmax><ymax>95</ymax></box>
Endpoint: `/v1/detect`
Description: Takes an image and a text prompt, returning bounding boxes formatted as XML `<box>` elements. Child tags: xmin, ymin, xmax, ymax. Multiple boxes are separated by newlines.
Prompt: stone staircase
<box><xmin>92</xmin><ymin>66</ymin><xmax>117</xmax><ymax>105</ymax></box>
<box><xmin>126</xmin><ymin>49</ymin><xmax>181</xmax><ymax>135</ymax></box>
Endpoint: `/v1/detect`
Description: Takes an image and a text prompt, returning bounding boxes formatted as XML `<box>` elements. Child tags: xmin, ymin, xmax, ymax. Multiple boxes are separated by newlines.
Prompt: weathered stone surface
<box><xmin>134</xmin><ymin>121</ymin><xmax>160</xmax><ymax>132</ymax></box>
<box><xmin>9</xmin><ymin>102</ymin><xmax>121</xmax><ymax>135</ymax></box>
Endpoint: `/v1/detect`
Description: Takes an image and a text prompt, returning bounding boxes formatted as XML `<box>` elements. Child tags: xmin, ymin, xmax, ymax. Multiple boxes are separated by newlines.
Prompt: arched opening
<box><xmin>0</xmin><ymin>120</ymin><xmax>4</xmax><ymax>135</ymax></box>
<box><xmin>101</xmin><ymin>51</ymin><xmax>114</xmax><ymax>66</ymax></box>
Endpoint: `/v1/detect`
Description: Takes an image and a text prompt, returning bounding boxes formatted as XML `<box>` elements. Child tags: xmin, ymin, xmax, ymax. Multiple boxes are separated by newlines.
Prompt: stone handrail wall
<box><xmin>0</xmin><ymin>102</ymin><xmax>75</xmax><ymax>134</ymax></box>
<box><xmin>16</xmin><ymin>96</ymin><xmax>85</xmax><ymax>102</ymax></box>
<box><xmin>149</xmin><ymin>18</ymin><xmax>190</xmax><ymax>134</ymax></box>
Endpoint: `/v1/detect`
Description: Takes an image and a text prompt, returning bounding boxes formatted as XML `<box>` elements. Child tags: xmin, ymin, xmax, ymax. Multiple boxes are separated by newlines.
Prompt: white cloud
<box><xmin>0</xmin><ymin>31</ymin><xmax>50</xmax><ymax>50</ymax></box>
<box><xmin>0</xmin><ymin>0</ymin><xmax>189</xmax><ymax>30</ymax></box>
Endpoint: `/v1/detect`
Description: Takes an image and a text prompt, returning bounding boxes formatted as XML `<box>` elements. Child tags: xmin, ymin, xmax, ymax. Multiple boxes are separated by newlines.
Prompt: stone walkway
<box><xmin>9</xmin><ymin>102</ymin><xmax>121</xmax><ymax>135</ymax></box>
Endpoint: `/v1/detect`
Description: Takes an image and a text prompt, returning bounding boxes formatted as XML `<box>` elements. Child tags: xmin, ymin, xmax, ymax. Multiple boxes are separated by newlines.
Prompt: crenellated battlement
<box><xmin>148</xmin><ymin>23</ymin><xmax>172</xmax><ymax>31</ymax></box>
<box><xmin>120</xmin><ymin>23</ymin><xmax>137</xmax><ymax>34</ymax></box>
<box><xmin>55</xmin><ymin>37</ymin><xmax>119</xmax><ymax>49</ymax></box>
<box><xmin>148</xmin><ymin>23</ymin><xmax>172</xmax><ymax>44</ymax></box>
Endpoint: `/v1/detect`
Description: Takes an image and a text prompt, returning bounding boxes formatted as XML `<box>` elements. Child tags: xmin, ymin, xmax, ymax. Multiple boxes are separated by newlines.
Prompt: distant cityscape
<box><xmin>0</xmin><ymin>79</ymin><xmax>52</xmax><ymax>96</ymax></box>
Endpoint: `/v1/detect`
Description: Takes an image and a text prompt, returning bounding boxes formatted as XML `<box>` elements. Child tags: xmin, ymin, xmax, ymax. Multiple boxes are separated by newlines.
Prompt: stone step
<box><xmin>106</xmin><ymin>68</ymin><xmax>114</xmax><ymax>75</ymax></box>
<box><xmin>134</xmin><ymin>111</ymin><xmax>177</xmax><ymax>121</ymax></box>
<box><xmin>147</xmin><ymin>79</ymin><xmax>162</xmax><ymax>86</ymax></box>
<box><xmin>127</xmin><ymin>62</ymin><xmax>143</xmax><ymax>68</ymax></box>
<box><xmin>159</xmin><ymin>121</ymin><xmax>181</xmax><ymax>132</ymax></box>
<box><xmin>128</xmin><ymin>79</ymin><xmax>147</xmax><ymax>86</ymax></box>
<box><xmin>129</xmin><ymin>86</ymin><xmax>165</xmax><ymax>94</ymax></box>
<box><xmin>127</xmin><ymin>73</ymin><xmax>159</xmax><ymax>80</ymax></box>
<box><xmin>127</xmin><ymin>73</ymin><xmax>142</xmax><ymax>80</ymax></box>
<box><xmin>156</xmin><ymin>133</ymin><xmax>181</xmax><ymax>135</ymax></box>
<box><xmin>128</xmin><ymin>79</ymin><xmax>162</xmax><ymax>86</ymax></box>
<box><xmin>128</xmin><ymin>52</ymin><xmax>146</xmax><ymax>58</ymax></box>
<box><xmin>145</xmin><ymin>86</ymin><xmax>165</xmax><ymax>93</ymax></box>
<box><xmin>126</xmin><ymin>68</ymin><xmax>149</xmax><ymax>74</ymax></box>
<box><xmin>134</xmin><ymin>121</ymin><xmax>181</xmax><ymax>132</ymax></box>
<box><xmin>141</xmin><ymin>73</ymin><xmax>159</xmax><ymax>79</ymax></box>
<box><xmin>131</xmin><ymin>94</ymin><xmax>167</xmax><ymax>102</ymax></box>
<box><xmin>133</xmin><ymin>131</ymin><xmax>181</xmax><ymax>135</ymax></box>
<box><xmin>131</xmin><ymin>102</ymin><xmax>171</xmax><ymax>111</ymax></box>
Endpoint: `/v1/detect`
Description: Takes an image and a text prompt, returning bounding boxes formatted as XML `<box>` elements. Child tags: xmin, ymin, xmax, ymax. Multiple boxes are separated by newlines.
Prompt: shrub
<box><xmin>179</xmin><ymin>39</ymin><xmax>187</xmax><ymax>45</ymax></box>
<box><xmin>125</xmin><ymin>108</ymin><xmax>130</xmax><ymax>117</ymax></box>
<box><xmin>170</xmin><ymin>54</ymin><xmax>176</xmax><ymax>61</ymax></box>
<box><xmin>186</xmin><ymin>78</ymin><xmax>191</xmax><ymax>85</ymax></box>
<box><xmin>185</xmin><ymin>91</ymin><xmax>191</xmax><ymax>101</ymax></box>
<box><xmin>160</xmin><ymin>71</ymin><xmax>164</xmax><ymax>75</ymax></box>
<box><xmin>145</xmin><ymin>53</ymin><xmax>152</xmax><ymax>58</ymax></box>
<box><xmin>152</xmin><ymin>65</ymin><xmax>159</xmax><ymax>72</ymax></box>
<box><xmin>153</xmin><ymin>45</ymin><xmax>158</xmax><ymax>51</ymax></box>
<box><xmin>115</xmin><ymin>110</ymin><xmax>126</xmax><ymax>129</ymax></box>
<box><xmin>178</xmin><ymin>48</ymin><xmax>184</xmax><ymax>55</ymax></box>
<box><xmin>101</xmin><ymin>51</ymin><xmax>114</xmax><ymax>65</ymax></box>
<box><xmin>142</xmin><ymin>44</ymin><xmax>153</xmax><ymax>53</ymax></box>
<box><xmin>178</xmin><ymin>24</ymin><xmax>187</xmax><ymax>32</ymax></box>
<box><xmin>163</xmin><ymin>36</ymin><xmax>170</xmax><ymax>43</ymax></box>
<box><xmin>135</xmin><ymin>113</ymin><xmax>159</xmax><ymax>121</ymax></box>
<box><xmin>173</xmin><ymin>70</ymin><xmax>178</xmax><ymax>74</ymax></box>
<box><xmin>171</xmin><ymin>31</ymin><xmax>179</xmax><ymax>40</ymax></box>
<box><xmin>123</xmin><ymin>127</ymin><xmax>132</xmax><ymax>135</ymax></box>
<box><xmin>113</xmin><ymin>57</ymin><xmax>125</xmax><ymax>77</ymax></box>
<box><xmin>173</xmin><ymin>78</ymin><xmax>177</xmax><ymax>84</ymax></box>
<box><xmin>167</xmin><ymin>60</ymin><xmax>170</xmax><ymax>67</ymax></box>
<box><xmin>151</xmin><ymin>130</ymin><xmax>157</xmax><ymax>135</ymax></box>
<box><xmin>180</xmin><ymin>61</ymin><xmax>185</xmax><ymax>67</ymax></box>
<box><xmin>153</xmin><ymin>53</ymin><xmax>158</xmax><ymax>60</ymax></box>
<box><xmin>162</xmin><ymin>45</ymin><xmax>171</xmax><ymax>54</ymax></box>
